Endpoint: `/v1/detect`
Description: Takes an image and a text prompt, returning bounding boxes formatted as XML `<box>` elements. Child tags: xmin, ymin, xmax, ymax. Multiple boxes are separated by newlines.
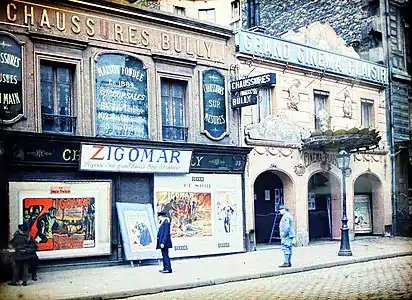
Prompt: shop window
<box><xmin>257</xmin><ymin>87</ymin><xmax>271</xmax><ymax>122</ymax></box>
<box><xmin>161</xmin><ymin>79</ymin><xmax>188</xmax><ymax>141</ymax></box>
<box><xmin>361</xmin><ymin>100</ymin><xmax>374</xmax><ymax>128</ymax></box>
<box><xmin>40</xmin><ymin>62</ymin><xmax>76</xmax><ymax>134</ymax></box>
<box><xmin>199</xmin><ymin>8</ymin><xmax>216</xmax><ymax>23</ymax></box>
<box><xmin>174</xmin><ymin>6</ymin><xmax>185</xmax><ymax>16</ymax></box>
<box><xmin>314</xmin><ymin>90</ymin><xmax>330</xmax><ymax>130</ymax></box>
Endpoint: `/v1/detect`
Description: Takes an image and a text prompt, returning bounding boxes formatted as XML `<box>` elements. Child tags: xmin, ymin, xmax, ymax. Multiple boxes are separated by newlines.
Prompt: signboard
<box><xmin>231</xmin><ymin>88</ymin><xmax>258</xmax><ymax>109</ymax></box>
<box><xmin>154</xmin><ymin>173</ymin><xmax>244</xmax><ymax>258</ymax></box>
<box><xmin>8</xmin><ymin>181</ymin><xmax>112</xmax><ymax>260</ymax></box>
<box><xmin>230</xmin><ymin>73</ymin><xmax>276</xmax><ymax>92</ymax></box>
<box><xmin>202</xmin><ymin>69</ymin><xmax>228</xmax><ymax>140</ymax></box>
<box><xmin>190</xmin><ymin>153</ymin><xmax>246</xmax><ymax>173</ymax></box>
<box><xmin>0</xmin><ymin>32</ymin><xmax>24</xmax><ymax>124</ymax></box>
<box><xmin>95</xmin><ymin>53</ymin><xmax>148</xmax><ymax>138</ymax></box>
<box><xmin>116</xmin><ymin>203</ymin><xmax>160</xmax><ymax>261</ymax></box>
<box><xmin>354</xmin><ymin>195</ymin><xmax>372</xmax><ymax>233</ymax></box>
<box><xmin>235</xmin><ymin>30</ymin><xmax>388</xmax><ymax>85</ymax></box>
<box><xmin>80</xmin><ymin>143</ymin><xmax>192</xmax><ymax>174</ymax></box>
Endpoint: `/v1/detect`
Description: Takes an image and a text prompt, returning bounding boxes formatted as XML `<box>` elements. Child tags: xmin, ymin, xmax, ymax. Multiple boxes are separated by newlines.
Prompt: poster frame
<box><xmin>8</xmin><ymin>180</ymin><xmax>112</xmax><ymax>260</ymax></box>
<box><xmin>353</xmin><ymin>194</ymin><xmax>372</xmax><ymax>233</ymax></box>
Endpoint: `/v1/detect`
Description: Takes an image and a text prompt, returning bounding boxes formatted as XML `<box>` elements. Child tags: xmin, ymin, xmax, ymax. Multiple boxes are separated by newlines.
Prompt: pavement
<box><xmin>0</xmin><ymin>236</ymin><xmax>411</xmax><ymax>300</ymax></box>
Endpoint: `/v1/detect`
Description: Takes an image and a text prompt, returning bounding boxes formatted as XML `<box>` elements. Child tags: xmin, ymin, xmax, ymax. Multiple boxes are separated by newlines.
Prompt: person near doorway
<box><xmin>157</xmin><ymin>211</ymin><xmax>173</xmax><ymax>274</ymax></box>
<box><xmin>9</xmin><ymin>223</ymin><xmax>38</xmax><ymax>286</ymax></box>
<box><xmin>278</xmin><ymin>204</ymin><xmax>295</xmax><ymax>267</ymax></box>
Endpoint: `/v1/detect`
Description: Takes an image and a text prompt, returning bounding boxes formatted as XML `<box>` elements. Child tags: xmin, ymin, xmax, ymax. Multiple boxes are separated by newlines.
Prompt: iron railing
<box><xmin>162</xmin><ymin>125</ymin><xmax>188</xmax><ymax>141</ymax></box>
<box><xmin>42</xmin><ymin>114</ymin><xmax>77</xmax><ymax>134</ymax></box>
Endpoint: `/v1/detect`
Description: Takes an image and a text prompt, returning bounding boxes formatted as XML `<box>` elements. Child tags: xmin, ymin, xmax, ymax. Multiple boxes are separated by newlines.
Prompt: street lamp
<box><xmin>336</xmin><ymin>149</ymin><xmax>353</xmax><ymax>256</ymax></box>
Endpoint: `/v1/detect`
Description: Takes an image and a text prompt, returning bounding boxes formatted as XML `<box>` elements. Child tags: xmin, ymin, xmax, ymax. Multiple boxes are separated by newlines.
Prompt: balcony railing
<box><xmin>162</xmin><ymin>125</ymin><xmax>188</xmax><ymax>141</ymax></box>
<box><xmin>42</xmin><ymin>114</ymin><xmax>76</xmax><ymax>134</ymax></box>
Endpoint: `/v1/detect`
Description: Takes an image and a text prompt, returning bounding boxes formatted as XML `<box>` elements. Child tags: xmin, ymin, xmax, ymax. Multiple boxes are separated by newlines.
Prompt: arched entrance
<box><xmin>308</xmin><ymin>172</ymin><xmax>341</xmax><ymax>240</ymax></box>
<box><xmin>354</xmin><ymin>173</ymin><xmax>383</xmax><ymax>235</ymax></box>
<box><xmin>254</xmin><ymin>170</ymin><xmax>293</xmax><ymax>244</ymax></box>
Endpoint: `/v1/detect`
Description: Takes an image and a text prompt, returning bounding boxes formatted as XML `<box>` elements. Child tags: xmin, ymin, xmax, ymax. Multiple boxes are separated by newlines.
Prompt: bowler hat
<box><xmin>18</xmin><ymin>223</ymin><xmax>29</xmax><ymax>232</ymax></box>
<box><xmin>278</xmin><ymin>204</ymin><xmax>289</xmax><ymax>211</ymax></box>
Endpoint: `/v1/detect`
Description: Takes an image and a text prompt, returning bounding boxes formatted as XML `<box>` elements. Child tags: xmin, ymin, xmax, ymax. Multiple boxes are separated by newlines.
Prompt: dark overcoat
<box><xmin>156</xmin><ymin>219</ymin><xmax>172</xmax><ymax>249</ymax></box>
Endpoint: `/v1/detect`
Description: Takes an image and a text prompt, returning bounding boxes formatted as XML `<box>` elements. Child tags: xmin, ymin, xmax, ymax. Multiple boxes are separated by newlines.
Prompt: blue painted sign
<box><xmin>202</xmin><ymin>69</ymin><xmax>227</xmax><ymax>140</ymax></box>
<box><xmin>235</xmin><ymin>30</ymin><xmax>388</xmax><ymax>85</ymax></box>
<box><xmin>95</xmin><ymin>53</ymin><xmax>148</xmax><ymax>138</ymax></box>
<box><xmin>0</xmin><ymin>32</ymin><xmax>24</xmax><ymax>124</ymax></box>
<box><xmin>230</xmin><ymin>73</ymin><xmax>276</xmax><ymax>92</ymax></box>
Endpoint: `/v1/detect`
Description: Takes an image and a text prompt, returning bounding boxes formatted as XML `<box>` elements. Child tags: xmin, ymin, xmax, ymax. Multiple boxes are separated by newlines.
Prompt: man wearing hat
<box><xmin>278</xmin><ymin>204</ymin><xmax>295</xmax><ymax>267</ymax></box>
<box><xmin>9</xmin><ymin>223</ymin><xmax>38</xmax><ymax>286</ymax></box>
<box><xmin>156</xmin><ymin>211</ymin><xmax>173</xmax><ymax>273</ymax></box>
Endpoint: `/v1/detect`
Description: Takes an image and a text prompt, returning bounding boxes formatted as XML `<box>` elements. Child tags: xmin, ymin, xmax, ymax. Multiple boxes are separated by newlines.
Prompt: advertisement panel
<box><xmin>154</xmin><ymin>173</ymin><xmax>244</xmax><ymax>258</ymax></box>
<box><xmin>354</xmin><ymin>195</ymin><xmax>372</xmax><ymax>233</ymax></box>
<box><xmin>116</xmin><ymin>203</ymin><xmax>160</xmax><ymax>261</ymax></box>
<box><xmin>9</xmin><ymin>181</ymin><xmax>112</xmax><ymax>259</ymax></box>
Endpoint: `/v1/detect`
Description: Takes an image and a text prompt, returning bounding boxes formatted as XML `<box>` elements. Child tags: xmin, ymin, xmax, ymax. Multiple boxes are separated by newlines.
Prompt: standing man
<box><xmin>278</xmin><ymin>204</ymin><xmax>295</xmax><ymax>267</ymax></box>
<box><xmin>157</xmin><ymin>211</ymin><xmax>173</xmax><ymax>273</ymax></box>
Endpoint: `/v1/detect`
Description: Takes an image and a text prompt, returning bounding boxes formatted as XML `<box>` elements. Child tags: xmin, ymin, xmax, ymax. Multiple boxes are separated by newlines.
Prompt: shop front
<box><xmin>2</xmin><ymin>131</ymin><xmax>250</xmax><ymax>268</ymax></box>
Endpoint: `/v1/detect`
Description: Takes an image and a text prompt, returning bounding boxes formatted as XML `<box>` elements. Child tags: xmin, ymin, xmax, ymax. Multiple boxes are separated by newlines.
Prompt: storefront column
<box><xmin>294</xmin><ymin>176</ymin><xmax>309</xmax><ymax>246</ymax></box>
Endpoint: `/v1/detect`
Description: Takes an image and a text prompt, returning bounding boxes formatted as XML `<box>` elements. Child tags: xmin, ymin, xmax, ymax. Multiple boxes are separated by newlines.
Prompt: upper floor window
<box><xmin>161</xmin><ymin>79</ymin><xmax>188</xmax><ymax>141</ymax></box>
<box><xmin>231</xmin><ymin>1</ymin><xmax>240</xmax><ymax>20</ymax></box>
<box><xmin>174</xmin><ymin>6</ymin><xmax>186</xmax><ymax>16</ymax></box>
<box><xmin>257</xmin><ymin>87</ymin><xmax>271</xmax><ymax>122</ymax></box>
<box><xmin>314</xmin><ymin>90</ymin><xmax>330</xmax><ymax>131</ymax></box>
<box><xmin>361</xmin><ymin>100</ymin><xmax>374</xmax><ymax>128</ymax></box>
<box><xmin>199</xmin><ymin>8</ymin><xmax>216</xmax><ymax>23</ymax></box>
<box><xmin>40</xmin><ymin>62</ymin><xmax>76</xmax><ymax>134</ymax></box>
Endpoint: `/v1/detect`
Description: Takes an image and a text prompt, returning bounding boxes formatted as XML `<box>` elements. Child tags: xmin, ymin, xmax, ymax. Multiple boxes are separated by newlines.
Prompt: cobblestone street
<box><xmin>126</xmin><ymin>256</ymin><xmax>412</xmax><ymax>300</ymax></box>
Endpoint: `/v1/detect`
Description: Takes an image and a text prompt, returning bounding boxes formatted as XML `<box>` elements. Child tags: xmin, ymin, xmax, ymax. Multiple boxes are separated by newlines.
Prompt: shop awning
<box><xmin>301</xmin><ymin>128</ymin><xmax>382</xmax><ymax>152</ymax></box>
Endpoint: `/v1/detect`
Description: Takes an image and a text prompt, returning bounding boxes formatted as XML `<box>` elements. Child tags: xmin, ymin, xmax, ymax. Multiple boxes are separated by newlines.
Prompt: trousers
<box><xmin>161</xmin><ymin>248</ymin><xmax>172</xmax><ymax>271</ymax></box>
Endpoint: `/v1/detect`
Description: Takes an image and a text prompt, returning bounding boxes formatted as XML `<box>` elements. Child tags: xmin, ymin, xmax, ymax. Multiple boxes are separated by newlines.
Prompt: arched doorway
<box><xmin>308</xmin><ymin>172</ymin><xmax>340</xmax><ymax>240</ymax></box>
<box><xmin>254</xmin><ymin>170</ymin><xmax>293</xmax><ymax>244</ymax></box>
<box><xmin>354</xmin><ymin>173</ymin><xmax>383</xmax><ymax>235</ymax></box>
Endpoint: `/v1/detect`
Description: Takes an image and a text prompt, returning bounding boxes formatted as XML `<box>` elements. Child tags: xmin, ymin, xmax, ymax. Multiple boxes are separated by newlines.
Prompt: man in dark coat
<box><xmin>156</xmin><ymin>211</ymin><xmax>173</xmax><ymax>273</ymax></box>
<box><xmin>10</xmin><ymin>223</ymin><xmax>38</xmax><ymax>286</ymax></box>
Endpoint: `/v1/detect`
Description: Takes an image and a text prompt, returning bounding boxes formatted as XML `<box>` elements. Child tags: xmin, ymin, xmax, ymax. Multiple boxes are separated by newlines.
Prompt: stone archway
<box><xmin>253</xmin><ymin>170</ymin><xmax>294</xmax><ymax>243</ymax></box>
<box><xmin>353</xmin><ymin>173</ymin><xmax>383</xmax><ymax>235</ymax></box>
<box><xmin>307</xmin><ymin>171</ymin><xmax>341</xmax><ymax>241</ymax></box>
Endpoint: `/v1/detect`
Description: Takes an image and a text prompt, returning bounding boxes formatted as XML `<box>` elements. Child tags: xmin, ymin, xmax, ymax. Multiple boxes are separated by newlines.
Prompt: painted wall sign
<box><xmin>0</xmin><ymin>32</ymin><xmax>24</xmax><ymax>124</ymax></box>
<box><xmin>235</xmin><ymin>30</ymin><xmax>388</xmax><ymax>85</ymax></box>
<box><xmin>202</xmin><ymin>69</ymin><xmax>228</xmax><ymax>140</ymax></box>
<box><xmin>80</xmin><ymin>143</ymin><xmax>193</xmax><ymax>173</ymax></box>
<box><xmin>95</xmin><ymin>53</ymin><xmax>148</xmax><ymax>138</ymax></box>
<box><xmin>154</xmin><ymin>173</ymin><xmax>244</xmax><ymax>258</ymax></box>
<box><xmin>2</xmin><ymin>2</ymin><xmax>225</xmax><ymax>63</ymax></box>
<box><xmin>231</xmin><ymin>88</ymin><xmax>258</xmax><ymax>109</ymax></box>
<box><xmin>230</xmin><ymin>73</ymin><xmax>276</xmax><ymax>92</ymax></box>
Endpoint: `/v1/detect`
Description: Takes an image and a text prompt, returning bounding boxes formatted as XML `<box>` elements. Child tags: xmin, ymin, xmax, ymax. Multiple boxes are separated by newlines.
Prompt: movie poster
<box><xmin>155</xmin><ymin>191</ymin><xmax>212</xmax><ymax>238</ymax></box>
<box><xmin>116</xmin><ymin>203</ymin><xmax>159</xmax><ymax>260</ymax></box>
<box><xmin>9</xmin><ymin>181</ymin><xmax>112</xmax><ymax>260</ymax></box>
<box><xmin>23</xmin><ymin>197</ymin><xmax>95</xmax><ymax>251</ymax></box>
<box><xmin>354</xmin><ymin>195</ymin><xmax>372</xmax><ymax>233</ymax></box>
<box><xmin>154</xmin><ymin>173</ymin><xmax>244</xmax><ymax>258</ymax></box>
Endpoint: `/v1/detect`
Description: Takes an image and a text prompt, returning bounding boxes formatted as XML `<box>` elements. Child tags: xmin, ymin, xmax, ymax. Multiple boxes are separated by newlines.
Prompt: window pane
<box><xmin>161</xmin><ymin>82</ymin><xmax>171</xmax><ymax>125</ymax></box>
<box><xmin>41</xmin><ymin>82</ymin><xmax>54</xmax><ymax>114</ymax></box>
<box><xmin>57</xmin><ymin>68</ymin><xmax>71</xmax><ymax>84</ymax></box>
<box><xmin>258</xmin><ymin>88</ymin><xmax>270</xmax><ymax>121</ymax></box>
<box><xmin>57</xmin><ymin>84</ymin><xmax>71</xmax><ymax>115</ymax></box>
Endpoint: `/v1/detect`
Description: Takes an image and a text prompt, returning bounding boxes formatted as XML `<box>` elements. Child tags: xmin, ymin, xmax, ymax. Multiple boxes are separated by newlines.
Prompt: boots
<box><xmin>278</xmin><ymin>254</ymin><xmax>291</xmax><ymax>267</ymax></box>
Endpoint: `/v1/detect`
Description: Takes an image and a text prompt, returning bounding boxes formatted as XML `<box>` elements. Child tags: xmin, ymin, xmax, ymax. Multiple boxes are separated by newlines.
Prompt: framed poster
<box><xmin>8</xmin><ymin>181</ymin><xmax>112</xmax><ymax>260</ymax></box>
<box><xmin>116</xmin><ymin>202</ymin><xmax>160</xmax><ymax>261</ymax></box>
<box><xmin>154</xmin><ymin>173</ymin><xmax>244</xmax><ymax>258</ymax></box>
<box><xmin>354</xmin><ymin>194</ymin><xmax>372</xmax><ymax>233</ymax></box>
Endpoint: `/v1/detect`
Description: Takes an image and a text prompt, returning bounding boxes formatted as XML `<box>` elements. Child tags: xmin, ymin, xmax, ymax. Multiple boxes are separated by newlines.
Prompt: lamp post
<box><xmin>336</xmin><ymin>149</ymin><xmax>353</xmax><ymax>256</ymax></box>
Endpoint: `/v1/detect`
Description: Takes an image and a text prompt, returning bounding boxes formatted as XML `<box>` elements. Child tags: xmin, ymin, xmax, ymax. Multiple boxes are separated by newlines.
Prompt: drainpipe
<box><xmin>383</xmin><ymin>0</ymin><xmax>397</xmax><ymax>235</ymax></box>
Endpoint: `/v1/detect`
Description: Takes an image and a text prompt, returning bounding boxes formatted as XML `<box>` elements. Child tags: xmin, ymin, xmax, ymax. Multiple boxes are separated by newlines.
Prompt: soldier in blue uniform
<box><xmin>157</xmin><ymin>211</ymin><xmax>173</xmax><ymax>273</ymax></box>
<box><xmin>278</xmin><ymin>204</ymin><xmax>295</xmax><ymax>267</ymax></box>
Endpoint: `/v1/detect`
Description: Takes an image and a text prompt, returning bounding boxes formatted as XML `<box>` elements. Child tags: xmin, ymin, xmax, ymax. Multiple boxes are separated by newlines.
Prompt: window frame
<box><xmin>159</xmin><ymin>77</ymin><xmax>189</xmax><ymax>141</ymax></box>
<box><xmin>313</xmin><ymin>90</ymin><xmax>330</xmax><ymax>130</ymax></box>
<box><xmin>198</xmin><ymin>8</ymin><xmax>216</xmax><ymax>23</ymax></box>
<box><xmin>360</xmin><ymin>99</ymin><xmax>374</xmax><ymax>128</ymax></box>
<box><xmin>257</xmin><ymin>87</ymin><xmax>272</xmax><ymax>122</ymax></box>
<box><xmin>173</xmin><ymin>5</ymin><xmax>186</xmax><ymax>16</ymax></box>
<box><xmin>35</xmin><ymin>53</ymin><xmax>82</xmax><ymax>134</ymax></box>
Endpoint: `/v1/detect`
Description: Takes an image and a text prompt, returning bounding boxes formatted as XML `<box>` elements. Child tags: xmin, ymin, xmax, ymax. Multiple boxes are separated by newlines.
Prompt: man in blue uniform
<box><xmin>157</xmin><ymin>211</ymin><xmax>173</xmax><ymax>273</ymax></box>
<box><xmin>278</xmin><ymin>204</ymin><xmax>295</xmax><ymax>267</ymax></box>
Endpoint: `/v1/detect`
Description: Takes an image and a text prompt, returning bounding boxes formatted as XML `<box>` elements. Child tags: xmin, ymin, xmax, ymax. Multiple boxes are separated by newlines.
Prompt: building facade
<box><xmin>0</xmin><ymin>0</ymin><xmax>251</xmax><ymax>271</ymax></box>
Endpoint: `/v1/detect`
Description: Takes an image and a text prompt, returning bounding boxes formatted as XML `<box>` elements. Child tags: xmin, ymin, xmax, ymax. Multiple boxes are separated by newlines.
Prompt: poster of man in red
<box><xmin>23</xmin><ymin>197</ymin><xmax>95</xmax><ymax>251</ymax></box>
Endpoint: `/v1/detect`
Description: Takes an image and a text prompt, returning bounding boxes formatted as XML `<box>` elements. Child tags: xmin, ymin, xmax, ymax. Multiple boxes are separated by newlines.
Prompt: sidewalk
<box><xmin>0</xmin><ymin>237</ymin><xmax>411</xmax><ymax>300</ymax></box>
